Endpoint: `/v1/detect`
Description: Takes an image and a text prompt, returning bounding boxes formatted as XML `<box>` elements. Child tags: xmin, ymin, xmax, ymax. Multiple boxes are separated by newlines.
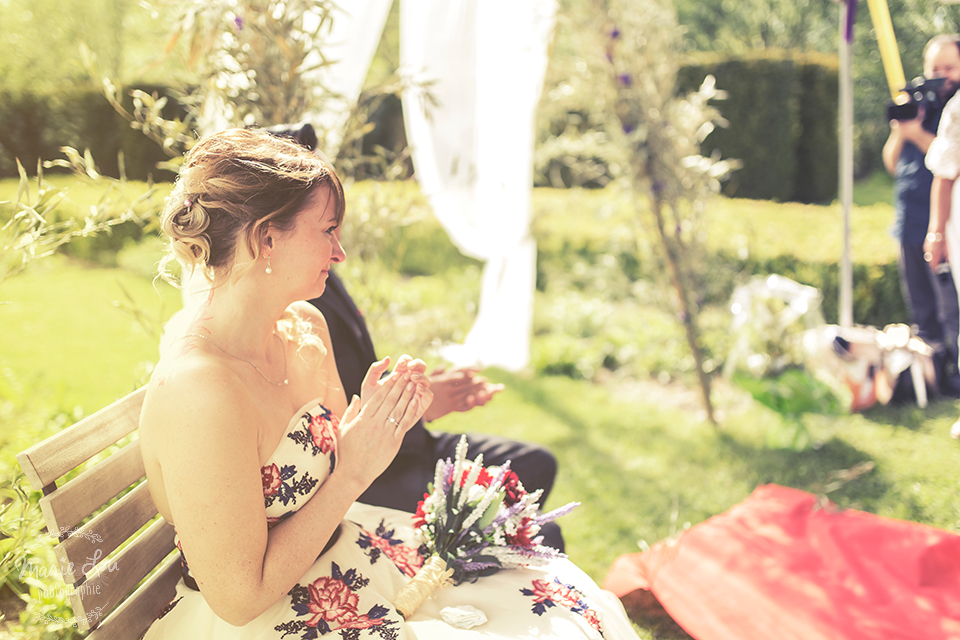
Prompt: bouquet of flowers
<box><xmin>393</xmin><ymin>435</ymin><xmax>578</xmax><ymax>619</ymax></box>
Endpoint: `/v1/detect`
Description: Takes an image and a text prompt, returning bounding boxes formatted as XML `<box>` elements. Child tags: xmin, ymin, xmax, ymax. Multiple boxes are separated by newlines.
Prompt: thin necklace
<box><xmin>180</xmin><ymin>332</ymin><xmax>289</xmax><ymax>386</ymax></box>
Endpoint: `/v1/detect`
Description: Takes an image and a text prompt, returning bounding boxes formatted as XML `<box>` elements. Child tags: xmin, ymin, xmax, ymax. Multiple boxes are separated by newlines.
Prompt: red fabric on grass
<box><xmin>603</xmin><ymin>484</ymin><xmax>960</xmax><ymax>640</ymax></box>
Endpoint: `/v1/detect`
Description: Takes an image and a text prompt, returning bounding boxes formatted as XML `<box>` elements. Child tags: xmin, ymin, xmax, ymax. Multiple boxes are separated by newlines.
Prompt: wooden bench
<box><xmin>16</xmin><ymin>385</ymin><xmax>180</xmax><ymax>640</ymax></box>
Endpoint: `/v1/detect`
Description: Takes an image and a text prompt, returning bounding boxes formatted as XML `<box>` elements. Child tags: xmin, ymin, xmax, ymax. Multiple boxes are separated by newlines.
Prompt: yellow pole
<box><xmin>866</xmin><ymin>0</ymin><xmax>908</xmax><ymax>101</ymax></box>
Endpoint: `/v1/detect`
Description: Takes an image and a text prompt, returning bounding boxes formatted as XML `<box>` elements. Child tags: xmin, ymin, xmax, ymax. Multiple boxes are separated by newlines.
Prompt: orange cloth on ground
<box><xmin>603</xmin><ymin>484</ymin><xmax>960</xmax><ymax>640</ymax></box>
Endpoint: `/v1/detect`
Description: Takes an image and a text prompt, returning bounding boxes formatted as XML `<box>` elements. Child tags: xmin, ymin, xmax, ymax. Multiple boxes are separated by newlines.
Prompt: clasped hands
<box><xmin>337</xmin><ymin>356</ymin><xmax>504</xmax><ymax>485</ymax></box>
<box><xmin>337</xmin><ymin>355</ymin><xmax>432</xmax><ymax>483</ymax></box>
<box><xmin>422</xmin><ymin>366</ymin><xmax>504</xmax><ymax>422</ymax></box>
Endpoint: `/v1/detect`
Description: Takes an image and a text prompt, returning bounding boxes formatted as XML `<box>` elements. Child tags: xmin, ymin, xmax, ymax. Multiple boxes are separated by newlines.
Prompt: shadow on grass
<box><xmin>620</xmin><ymin>590</ymin><xmax>694</xmax><ymax>640</ymax></box>
<box><xmin>712</xmin><ymin>430</ymin><xmax>907</xmax><ymax>510</ymax></box>
<box><xmin>502</xmin><ymin>370</ymin><xmax>910</xmax><ymax>522</ymax></box>
<box><xmin>859</xmin><ymin>395</ymin><xmax>958</xmax><ymax>429</ymax></box>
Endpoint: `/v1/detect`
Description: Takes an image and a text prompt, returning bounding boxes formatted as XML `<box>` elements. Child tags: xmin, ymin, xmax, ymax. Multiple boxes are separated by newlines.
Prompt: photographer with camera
<box><xmin>883</xmin><ymin>34</ymin><xmax>960</xmax><ymax>398</ymax></box>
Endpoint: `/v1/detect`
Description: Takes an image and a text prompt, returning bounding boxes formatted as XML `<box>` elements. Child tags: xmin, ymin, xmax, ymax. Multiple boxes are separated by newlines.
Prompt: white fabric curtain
<box><xmin>301</xmin><ymin>0</ymin><xmax>393</xmax><ymax>155</ymax></box>
<box><xmin>399</xmin><ymin>0</ymin><xmax>557</xmax><ymax>371</ymax></box>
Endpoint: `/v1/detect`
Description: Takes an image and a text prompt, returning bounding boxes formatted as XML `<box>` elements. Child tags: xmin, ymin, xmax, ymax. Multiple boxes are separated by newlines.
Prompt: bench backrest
<box><xmin>16</xmin><ymin>385</ymin><xmax>180</xmax><ymax>639</ymax></box>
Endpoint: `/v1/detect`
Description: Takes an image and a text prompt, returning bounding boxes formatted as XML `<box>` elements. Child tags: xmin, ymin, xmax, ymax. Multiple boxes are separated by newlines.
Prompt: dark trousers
<box><xmin>900</xmin><ymin>242</ymin><xmax>960</xmax><ymax>392</ymax></box>
<box><xmin>359</xmin><ymin>431</ymin><xmax>564</xmax><ymax>551</ymax></box>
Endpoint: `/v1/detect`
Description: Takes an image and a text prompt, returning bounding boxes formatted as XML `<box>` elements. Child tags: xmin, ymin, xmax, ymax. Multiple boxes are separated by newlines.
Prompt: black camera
<box><xmin>886</xmin><ymin>76</ymin><xmax>946</xmax><ymax>121</ymax></box>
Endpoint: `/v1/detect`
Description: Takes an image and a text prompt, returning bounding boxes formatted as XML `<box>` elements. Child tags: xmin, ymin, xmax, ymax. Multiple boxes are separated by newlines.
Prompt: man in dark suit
<box><xmin>308</xmin><ymin>271</ymin><xmax>564</xmax><ymax>550</ymax></box>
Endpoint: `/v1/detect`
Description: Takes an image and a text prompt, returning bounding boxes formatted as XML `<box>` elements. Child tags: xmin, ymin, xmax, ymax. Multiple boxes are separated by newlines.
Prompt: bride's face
<box><xmin>269</xmin><ymin>186</ymin><xmax>345</xmax><ymax>300</ymax></box>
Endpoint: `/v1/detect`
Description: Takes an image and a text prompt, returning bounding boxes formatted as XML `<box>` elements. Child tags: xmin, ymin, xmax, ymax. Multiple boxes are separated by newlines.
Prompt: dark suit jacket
<box><xmin>307</xmin><ymin>270</ymin><xmax>428</xmax><ymax>456</ymax></box>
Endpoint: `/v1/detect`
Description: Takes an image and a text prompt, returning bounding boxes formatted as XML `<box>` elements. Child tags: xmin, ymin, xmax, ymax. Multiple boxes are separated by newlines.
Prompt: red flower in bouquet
<box><xmin>501</xmin><ymin>469</ymin><xmax>523</xmax><ymax>506</ymax></box>
<box><xmin>506</xmin><ymin>516</ymin><xmax>536</xmax><ymax>549</ymax></box>
<box><xmin>413</xmin><ymin>492</ymin><xmax>430</xmax><ymax>528</ymax></box>
<box><xmin>453</xmin><ymin>463</ymin><xmax>492</xmax><ymax>488</ymax></box>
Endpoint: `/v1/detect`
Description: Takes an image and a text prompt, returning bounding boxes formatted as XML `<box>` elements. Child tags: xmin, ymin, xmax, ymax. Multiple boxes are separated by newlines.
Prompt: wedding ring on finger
<box><xmin>387</xmin><ymin>416</ymin><xmax>399</xmax><ymax>427</ymax></box>
<box><xmin>925</xmin><ymin>252</ymin><xmax>934</xmax><ymax>262</ymax></box>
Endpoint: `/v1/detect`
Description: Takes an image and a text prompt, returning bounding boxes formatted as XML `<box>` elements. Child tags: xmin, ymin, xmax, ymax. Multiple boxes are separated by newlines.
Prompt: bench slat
<box><xmin>39</xmin><ymin>440</ymin><xmax>146</xmax><ymax>534</ymax></box>
<box><xmin>55</xmin><ymin>482</ymin><xmax>160</xmax><ymax>584</ymax></box>
<box><xmin>16</xmin><ymin>386</ymin><xmax>145</xmax><ymax>490</ymax></box>
<box><xmin>71</xmin><ymin>517</ymin><xmax>176</xmax><ymax>632</ymax></box>
<box><xmin>87</xmin><ymin>555</ymin><xmax>182</xmax><ymax>640</ymax></box>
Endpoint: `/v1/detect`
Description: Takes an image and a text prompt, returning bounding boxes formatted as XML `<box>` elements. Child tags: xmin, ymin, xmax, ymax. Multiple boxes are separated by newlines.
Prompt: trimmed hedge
<box><xmin>4</xmin><ymin>50</ymin><xmax>841</xmax><ymax>205</ymax></box>
<box><xmin>0</xmin><ymin>85</ymin><xmax>184</xmax><ymax>181</ymax></box>
<box><xmin>677</xmin><ymin>50</ymin><xmax>839</xmax><ymax>204</ymax></box>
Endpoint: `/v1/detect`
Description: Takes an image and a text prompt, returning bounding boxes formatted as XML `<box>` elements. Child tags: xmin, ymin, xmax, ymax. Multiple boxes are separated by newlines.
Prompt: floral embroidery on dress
<box><xmin>262</xmin><ymin>462</ymin><xmax>319</xmax><ymax>508</ymax></box>
<box><xmin>521</xmin><ymin>577</ymin><xmax>604</xmax><ymax>637</ymax></box>
<box><xmin>287</xmin><ymin>406</ymin><xmax>339</xmax><ymax>475</ymax></box>
<box><xmin>356</xmin><ymin>519</ymin><xmax>425</xmax><ymax>578</ymax></box>
<box><xmin>263</xmin><ymin>463</ymin><xmax>283</xmax><ymax>496</ymax></box>
<box><xmin>275</xmin><ymin>562</ymin><xmax>399</xmax><ymax>640</ymax></box>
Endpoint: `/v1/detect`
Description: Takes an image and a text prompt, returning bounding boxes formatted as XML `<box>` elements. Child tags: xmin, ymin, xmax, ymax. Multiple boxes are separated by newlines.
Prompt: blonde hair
<box><xmin>159</xmin><ymin>128</ymin><xmax>346</xmax><ymax>363</ymax></box>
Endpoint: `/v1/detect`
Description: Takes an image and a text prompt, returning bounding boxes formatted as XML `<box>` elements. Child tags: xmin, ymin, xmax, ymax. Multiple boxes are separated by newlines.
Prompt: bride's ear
<box><xmin>250</xmin><ymin>220</ymin><xmax>275</xmax><ymax>258</ymax></box>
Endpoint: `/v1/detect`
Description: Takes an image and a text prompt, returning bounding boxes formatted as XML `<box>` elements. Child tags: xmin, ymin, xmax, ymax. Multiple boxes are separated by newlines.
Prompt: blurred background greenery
<box><xmin>2</xmin><ymin>0</ymin><xmax>959</xmax><ymax>638</ymax></box>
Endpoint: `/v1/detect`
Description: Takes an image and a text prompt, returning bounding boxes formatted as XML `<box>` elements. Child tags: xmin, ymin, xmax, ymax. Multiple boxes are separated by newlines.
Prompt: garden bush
<box><xmin>0</xmin><ymin>85</ymin><xmax>186</xmax><ymax>181</ymax></box>
<box><xmin>676</xmin><ymin>50</ymin><xmax>839</xmax><ymax>203</ymax></box>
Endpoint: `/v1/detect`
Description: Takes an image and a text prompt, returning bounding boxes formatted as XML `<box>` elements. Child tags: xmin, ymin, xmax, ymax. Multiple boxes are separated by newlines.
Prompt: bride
<box><xmin>139</xmin><ymin>128</ymin><xmax>640</xmax><ymax>639</ymax></box>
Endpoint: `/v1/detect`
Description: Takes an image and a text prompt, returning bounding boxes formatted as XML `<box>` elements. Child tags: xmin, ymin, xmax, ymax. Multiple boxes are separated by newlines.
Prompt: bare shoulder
<box><xmin>141</xmin><ymin>352</ymin><xmax>260</xmax><ymax>458</ymax></box>
<box><xmin>287</xmin><ymin>301</ymin><xmax>333</xmax><ymax>345</ymax></box>
<box><xmin>289</xmin><ymin>300</ymin><xmax>328</xmax><ymax>331</ymax></box>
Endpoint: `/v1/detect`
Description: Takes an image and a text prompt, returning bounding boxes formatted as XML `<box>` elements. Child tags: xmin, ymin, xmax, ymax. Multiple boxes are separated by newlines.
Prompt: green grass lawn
<box><xmin>0</xmin><ymin>252</ymin><xmax>180</xmax><ymax>413</ymax></box>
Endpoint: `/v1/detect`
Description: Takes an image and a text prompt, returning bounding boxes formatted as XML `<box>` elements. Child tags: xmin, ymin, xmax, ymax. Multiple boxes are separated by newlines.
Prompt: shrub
<box><xmin>0</xmin><ymin>85</ymin><xmax>186</xmax><ymax>181</ymax></box>
<box><xmin>676</xmin><ymin>50</ymin><xmax>839</xmax><ymax>203</ymax></box>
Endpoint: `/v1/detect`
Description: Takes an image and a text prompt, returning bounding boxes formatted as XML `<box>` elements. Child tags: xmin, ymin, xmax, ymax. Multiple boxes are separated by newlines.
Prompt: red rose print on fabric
<box><xmin>286</xmin><ymin>407</ymin><xmax>339</xmax><ymax>475</ymax></box>
<box><xmin>307</xmin><ymin>411</ymin><xmax>338</xmax><ymax>455</ymax></box>
<box><xmin>262</xmin><ymin>463</ymin><xmax>318</xmax><ymax>509</ymax></box>
<box><xmin>262</xmin><ymin>463</ymin><xmax>283</xmax><ymax>497</ymax></box>
<box><xmin>521</xmin><ymin>576</ymin><xmax>604</xmax><ymax>638</ymax></box>
<box><xmin>276</xmin><ymin>563</ymin><xmax>397</xmax><ymax>639</ymax></box>
<box><xmin>304</xmin><ymin>577</ymin><xmax>379</xmax><ymax>630</ymax></box>
<box><xmin>357</xmin><ymin>520</ymin><xmax>425</xmax><ymax>578</ymax></box>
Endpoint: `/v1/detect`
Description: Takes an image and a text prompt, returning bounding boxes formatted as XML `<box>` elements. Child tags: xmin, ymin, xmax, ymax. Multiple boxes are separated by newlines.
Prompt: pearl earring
<box><xmin>265</xmin><ymin>256</ymin><xmax>272</xmax><ymax>275</ymax></box>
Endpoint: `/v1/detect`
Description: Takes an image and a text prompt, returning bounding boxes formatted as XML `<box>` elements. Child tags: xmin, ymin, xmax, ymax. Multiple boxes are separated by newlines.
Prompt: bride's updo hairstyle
<box><xmin>159</xmin><ymin>128</ymin><xmax>345</xmax><ymax>284</ymax></box>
